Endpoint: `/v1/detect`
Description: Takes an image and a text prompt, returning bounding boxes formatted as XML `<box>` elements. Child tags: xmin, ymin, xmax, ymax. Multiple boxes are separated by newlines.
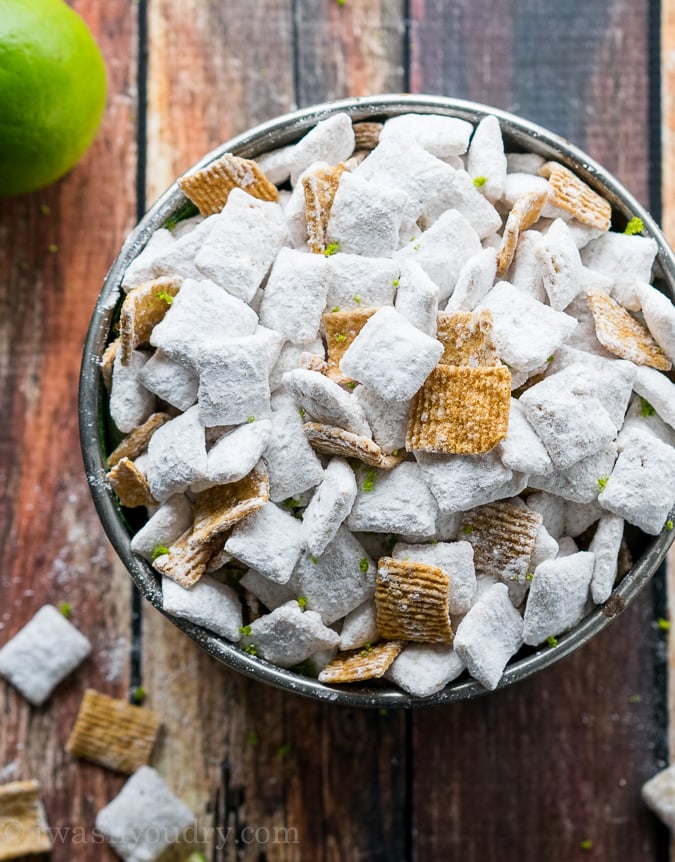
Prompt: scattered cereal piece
<box><xmin>323</xmin><ymin>306</ymin><xmax>377</xmax><ymax>385</ymax></box>
<box><xmin>588</xmin><ymin>291</ymin><xmax>671</xmax><ymax>370</ymax></box>
<box><xmin>178</xmin><ymin>152</ymin><xmax>278</xmax><ymax>215</ymax></box>
<box><xmin>466</xmin><ymin>115</ymin><xmax>507</xmax><ymax>203</ymax></box>
<box><xmin>633</xmin><ymin>365</ymin><xmax>675</xmax><ymax>431</ymax></box>
<box><xmin>303</xmin><ymin>422</ymin><xmax>401</xmax><ymax>469</ymax></box>
<box><xmin>392</xmin><ymin>540</ymin><xmax>476</xmax><ymax>615</ymax></box>
<box><xmin>318</xmin><ymin>640</ymin><xmax>405</xmax><ymax>683</ymax></box>
<box><xmin>394</xmin><ymin>259</ymin><xmax>439</xmax><ymax>336</ymax></box>
<box><xmin>325</xmin><ymin>253</ymin><xmax>398</xmax><ymax>311</ymax></box>
<box><xmin>130</xmin><ymin>495</ymin><xmax>193</xmax><ymax>563</ymax></box>
<box><xmin>303</xmin><ymin>162</ymin><xmax>346</xmax><ymax>254</ymax></box>
<box><xmin>415</xmin><ymin>449</ymin><xmax>516</xmax><ymax>513</ymax></box>
<box><xmin>496</xmin><ymin>188</ymin><xmax>549</xmax><ymax>276</ymax></box>
<box><xmin>581</xmin><ymin>231</ymin><xmax>658</xmax><ymax>293</ymax></box>
<box><xmin>240</xmin><ymin>567</ymin><xmax>296</xmax><ymax>612</ymax></box>
<box><xmin>528</xmin><ymin>443</ymin><xmax>618</xmax><ymax>504</ymax></box>
<box><xmin>301</xmin><ymin>458</ymin><xmax>358</xmax><ymax>556</ymax></box>
<box><xmin>140</xmin><ymin>349</ymin><xmax>199</xmax><ymax>412</ymax></box>
<box><xmin>107</xmin><ymin>456</ymin><xmax>157</xmax><ymax>508</ymax></box>
<box><xmin>260</xmin><ymin>247</ymin><xmax>330</xmax><ymax>343</ymax></box>
<box><xmin>121</xmin><ymin>228</ymin><xmax>176</xmax><ymax>291</ymax></box>
<box><xmin>109</xmin><ymin>349</ymin><xmax>155</xmax><ymax>434</ymax></box>
<box><xmin>384</xmin><ymin>643</ymin><xmax>464</xmax><ymax>697</ymax></box>
<box><xmin>197</xmin><ymin>419</ymin><xmax>272</xmax><ymax>489</ymax></box>
<box><xmin>376</xmin><ymin>557</ymin><xmax>454</xmax><ymax>643</ymax></box>
<box><xmin>642</xmin><ymin>765</ymin><xmax>675</xmax><ymax>831</ymax></box>
<box><xmin>162</xmin><ymin>574</ymin><xmax>243</xmax><ymax>639</ymax></box>
<box><xmin>225</xmin><ymin>502</ymin><xmax>304</xmax><ymax>585</ymax></box>
<box><xmin>588</xmin><ymin>514</ymin><xmax>624</xmax><ymax>604</ymax></box>
<box><xmin>119</xmin><ymin>277</ymin><xmax>181</xmax><ymax>365</ymax></box>
<box><xmin>538</xmin><ymin>161</ymin><xmax>611</xmax><ymax>231</ymax></box>
<box><xmin>288</xmin><ymin>113</ymin><xmax>355</xmax><ymax>185</ymax></box>
<box><xmin>254</xmin><ymin>143</ymin><xmax>295</xmax><ymax>185</ymax></box>
<box><xmin>264</xmin><ymin>393</ymin><xmax>325</xmax><ymax>502</ymax></box>
<box><xmin>534</xmin><ymin>218</ymin><xmax>584</xmax><ymax>311</ymax></box>
<box><xmin>523</xmin><ymin>551</ymin><xmax>595</xmax><ymax>645</ymax></box>
<box><xmin>380</xmin><ymin>113</ymin><xmax>472</xmax><ymax>158</ymax></box>
<box><xmin>435</xmin><ymin>308</ymin><xmax>500</xmax><ymax>367</ymax></box>
<box><xmin>244</xmin><ymin>601</ymin><xmax>340</xmax><ymax>667</ymax></box>
<box><xmin>498</xmin><ymin>398</ymin><xmax>552</xmax><ymax>474</ymax></box>
<box><xmin>107</xmin><ymin>412</ymin><xmax>170</xmax><ymax>468</ymax></box>
<box><xmin>100</xmin><ymin>337</ymin><xmax>119</xmax><ymax>392</ymax></box>
<box><xmin>338</xmin><ymin>599</ymin><xmax>379</xmax><ymax>651</ymax></box>
<box><xmin>283</xmin><ymin>369</ymin><xmax>371</xmax><ymax>437</ymax></box>
<box><xmin>0</xmin><ymin>780</ymin><xmax>52</xmax><ymax>859</ymax></box>
<box><xmin>352</xmin><ymin>385</ymin><xmax>410</xmax><ymax>453</ymax></box>
<box><xmin>146</xmin><ymin>405</ymin><xmax>207</xmax><ymax>502</ymax></box>
<box><xmin>444</xmin><ymin>247</ymin><xmax>497</xmax><ymax>313</ymax></box>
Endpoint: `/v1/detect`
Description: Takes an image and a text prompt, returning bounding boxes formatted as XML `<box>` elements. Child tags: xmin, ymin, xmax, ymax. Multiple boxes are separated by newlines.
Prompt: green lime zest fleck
<box><xmin>297</xmin><ymin>596</ymin><xmax>307</xmax><ymax>609</ymax></box>
<box><xmin>666</xmin><ymin>520</ymin><xmax>674</xmax><ymax>532</ymax></box>
<box><xmin>331</xmin><ymin>306</ymin><xmax>341</xmax><ymax>313</ymax></box>
<box><xmin>359</xmin><ymin>557</ymin><xmax>369</xmax><ymax>573</ymax></box>
<box><xmin>624</xmin><ymin>216</ymin><xmax>644</xmax><ymax>235</ymax></box>
<box><xmin>353</xmin><ymin>294</ymin><xmax>361</xmax><ymax>304</ymax></box>
<box><xmin>359</xmin><ymin>643</ymin><xmax>374</xmax><ymax>657</ymax></box>
<box><xmin>276</xmin><ymin>742</ymin><xmax>291</xmax><ymax>757</ymax></box>
<box><xmin>239</xmin><ymin>625</ymin><xmax>252</xmax><ymax>636</ymax></box>
<box><xmin>347</xmin><ymin>381</ymin><xmax>357</xmax><ymax>389</ymax></box>
<box><xmin>131</xmin><ymin>685</ymin><xmax>146</xmax><ymax>705</ymax></box>
<box><xmin>247</xmin><ymin>415</ymin><xmax>255</xmax><ymax>423</ymax></box>
<box><xmin>363</xmin><ymin>468</ymin><xmax>377</xmax><ymax>492</ymax></box>
<box><xmin>462</xmin><ymin>523</ymin><xmax>473</xmax><ymax>535</ymax></box>
<box><xmin>324</xmin><ymin>242</ymin><xmax>340</xmax><ymax>256</ymax></box>
<box><xmin>431</xmin><ymin>539</ymin><xmax>438</xmax><ymax>545</ymax></box>
<box><xmin>546</xmin><ymin>355</ymin><xmax>554</xmax><ymax>363</ymax></box>
<box><xmin>657</xmin><ymin>617</ymin><xmax>671</xmax><ymax>632</ymax></box>
<box><xmin>525</xmin><ymin>572</ymin><xmax>534</xmax><ymax>583</ymax></box>
<box><xmin>59</xmin><ymin>601</ymin><xmax>72</xmax><ymax>618</ymax></box>
<box><xmin>247</xmin><ymin>731</ymin><xmax>259</xmax><ymax>746</ymax></box>
<box><xmin>334</xmin><ymin>332</ymin><xmax>347</xmax><ymax>343</ymax></box>
<box><xmin>152</xmin><ymin>545</ymin><xmax>170</xmax><ymax>559</ymax></box>
<box><xmin>39</xmin><ymin>204</ymin><xmax>51</xmax><ymax>215</ymax></box>
<box><xmin>156</xmin><ymin>290</ymin><xmax>174</xmax><ymax>305</ymax></box>
<box><xmin>473</xmin><ymin>175</ymin><xmax>488</xmax><ymax>188</ymax></box>
<box><xmin>392</xmin><ymin>278</ymin><xmax>400</xmax><ymax>287</ymax></box>
<box><xmin>245</xmin><ymin>644</ymin><xmax>258</xmax><ymax>656</ymax></box>
<box><xmin>298</xmin><ymin>407</ymin><xmax>306</xmax><ymax>418</ymax></box>
<box><xmin>546</xmin><ymin>635</ymin><xmax>558</xmax><ymax>648</ymax></box>
<box><xmin>48</xmin><ymin>243</ymin><xmax>58</xmax><ymax>253</ymax></box>
<box><xmin>187</xmin><ymin>852</ymin><xmax>208</xmax><ymax>862</ymax></box>
<box><xmin>310</xmin><ymin>555</ymin><xmax>319</xmax><ymax>564</ymax></box>
<box><xmin>579</xmin><ymin>839</ymin><xmax>593</xmax><ymax>850</ymax></box>
<box><xmin>597</xmin><ymin>476</ymin><xmax>608</xmax><ymax>490</ymax></box>
<box><xmin>640</xmin><ymin>397</ymin><xmax>656</xmax><ymax>417</ymax></box>
<box><xmin>413</xmin><ymin>242</ymin><xmax>421</xmax><ymax>251</ymax></box>
<box><xmin>627</xmin><ymin>693</ymin><xmax>642</xmax><ymax>704</ymax></box>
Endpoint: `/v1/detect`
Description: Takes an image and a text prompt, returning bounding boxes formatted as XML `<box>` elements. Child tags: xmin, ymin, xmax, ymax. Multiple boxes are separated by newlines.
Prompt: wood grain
<box><xmin>0</xmin><ymin>1</ymin><xmax>138</xmax><ymax>859</ymax></box>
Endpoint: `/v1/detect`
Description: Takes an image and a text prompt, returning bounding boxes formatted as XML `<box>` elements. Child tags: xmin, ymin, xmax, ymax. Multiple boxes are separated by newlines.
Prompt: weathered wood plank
<box><xmin>0</xmin><ymin>1</ymin><xmax>138</xmax><ymax>859</ymax></box>
<box><xmin>409</xmin><ymin>2</ymin><xmax>665</xmax><ymax>860</ymax></box>
<box><xmin>142</xmin><ymin>3</ymin><xmax>410</xmax><ymax>860</ymax></box>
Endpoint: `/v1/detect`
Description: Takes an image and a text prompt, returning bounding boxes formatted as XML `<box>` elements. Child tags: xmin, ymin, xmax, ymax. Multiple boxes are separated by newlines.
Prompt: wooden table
<box><xmin>1</xmin><ymin>1</ymin><xmax>674</xmax><ymax>859</ymax></box>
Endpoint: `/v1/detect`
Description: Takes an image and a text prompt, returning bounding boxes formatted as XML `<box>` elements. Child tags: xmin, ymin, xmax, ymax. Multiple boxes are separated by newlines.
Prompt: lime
<box><xmin>0</xmin><ymin>0</ymin><xmax>107</xmax><ymax>196</ymax></box>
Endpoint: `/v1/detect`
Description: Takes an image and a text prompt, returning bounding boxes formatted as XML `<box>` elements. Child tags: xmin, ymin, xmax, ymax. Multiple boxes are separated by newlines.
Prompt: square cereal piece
<box><xmin>0</xmin><ymin>606</ymin><xmax>91</xmax><ymax>706</ymax></box>
<box><xmin>259</xmin><ymin>247</ymin><xmax>330</xmax><ymax>343</ymax></box>
<box><xmin>303</xmin><ymin>162</ymin><xmax>346</xmax><ymax>254</ymax></box>
<box><xmin>0</xmin><ymin>780</ymin><xmax>52</xmax><ymax>860</ymax></box>
<box><xmin>504</xmin><ymin>230</ymin><xmax>547</xmax><ymax>303</ymax></box>
<box><xmin>524</xmin><ymin>491</ymin><xmax>566</xmax><ymax>539</ymax></box>
<box><xmin>376</xmin><ymin>557</ymin><xmax>454</xmax><ymax>643</ymax></box>
<box><xmin>303</xmin><ymin>422</ymin><xmax>403</xmax><ymax>469</ymax></box>
<box><xmin>453</xmin><ymin>583</ymin><xmax>523</xmax><ymax>690</ymax></box>
<box><xmin>339</xmin><ymin>306</ymin><xmax>444</xmax><ymax>402</ymax></box>
<box><xmin>282</xmin><ymin>369</ymin><xmax>371</xmax><ymax>437</ymax></box>
<box><xmin>496</xmin><ymin>188</ymin><xmax>549</xmax><ymax>276</ymax></box>
<box><xmin>639</xmin><ymin>282</ymin><xmax>675</xmax><ymax>364</ymax></box>
<box><xmin>339</xmin><ymin>599</ymin><xmax>379</xmax><ymax>650</ymax></box>
<box><xmin>178</xmin><ymin>152</ymin><xmax>279</xmax><ymax>215</ymax></box>
<box><xmin>528</xmin><ymin>442</ymin><xmax>618</xmax><ymax>504</ymax></box>
<box><xmin>498</xmin><ymin>398</ymin><xmax>552</xmax><ymax>475</ymax></box>
<box><xmin>395</xmin><ymin>209</ymin><xmax>482</xmax><ymax>301</ymax></box>
<box><xmin>385</xmin><ymin>644</ymin><xmax>465</xmax><ymax>698</ymax></box>
<box><xmin>598</xmin><ymin>431</ymin><xmax>675</xmax><ymax>534</ymax></box>
<box><xmin>326</xmin><ymin>171</ymin><xmax>408</xmax><ymax>258</ymax></box>
<box><xmin>243</xmin><ymin>602</ymin><xmax>340</xmax><ymax>667</ymax></box>
<box><xmin>109</xmin><ymin>349</ymin><xmax>155</xmax><ymax>435</ymax></box>
<box><xmin>352</xmin><ymin>385</ymin><xmax>410</xmax><ymax>453</ymax></box>
<box><xmin>301</xmin><ymin>457</ymin><xmax>357</xmax><ymax>557</ymax></box>
<box><xmin>140</xmin><ymin>350</ymin><xmax>199</xmax><ymax>412</ymax></box>
<box><xmin>481</xmin><ymin>281</ymin><xmax>578</xmax><ymax>373</ymax></box>
<box><xmin>122</xmin><ymin>228</ymin><xmax>175</xmax><ymax>291</ymax></box>
<box><xmin>435</xmin><ymin>309</ymin><xmax>500</xmax><ymax>367</ymax></box>
<box><xmin>581</xmin><ymin>231</ymin><xmax>658</xmax><ymax>287</ymax></box>
<box><xmin>392</xmin><ymin>540</ymin><xmax>476</xmax><ymax>615</ymax></box>
<box><xmin>295</xmin><ymin>526</ymin><xmax>376</xmax><ymax>624</ymax></box>
<box><xmin>318</xmin><ymin>640</ymin><xmax>404</xmax><ymax>684</ymax></box>
<box><xmin>269</xmin><ymin>337</ymin><xmax>325</xmax><ymax>392</ymax></box>
<box><xmin>415</xmin><ymin>449</ymin><xmax>517</xmax><ymax>513</ymax></box>
<box><xmin>534</xmin><ymin>218</ymin><xmax>584</xmax><ymax>310</ymax></box>
<box><xmin>107</xmin><ymin>457</ymin><xmax>156</xmax><ymax>509</ymax></box>
<box><xmin>444</xmin><ymin>247</ymin><xmax>498</xmax><ymax>313</ymax></box>
<box><xmin>642</xmin><ymin>765</ymin><xmax>675</xmax><ymax>831</ymax></box>
<box><xmin>150</xmin><ymin>277</ymin><xmax>258</xmax><ymax>367</ymax></box>
<box><xmin>325</xmin><ymin>252</ymin><xmax>398</xmax><ymax>311</ymax></box>
<box><xmin>199</xmin><ymin>419</ymin><xmax>272</xmax><ymax>488</ymax></box>
<box><xmin>194</xmin><ymin>188</ymin><xmax>288</xmax><ymax>302</ymax></box>
<box><xmin>347</xmin><ymin>461</ymin><xmax>439</xmax><ymax>537</ymax></box>
<box><xmin>406</xmin><ymin>365</ymin><xmax>510</xmax><ymax>455</ymax></box>
<box><xmin>225</xmin><ymin>502</ymin><xmax>304</xmax><ymax>585</ymax></box>
<box><xmin>95</xmin><ymin>766</ymin><xmax>194</xmax><ymax>862</ymax></box>
<box><xmin>379</xmin><ymin>113</ymin><xmax>472</xmax><ymax>158</ymax></box>
<box><xmin>288</xmin><ymin>113</ymin><xmax>355</xmax><ymax>185</ymax></box>
<box><xmin>107</xmin><ymin>413</ymin><xmax>170</xmax><ymax>468</ymax></box>
<box><xmin>323</xmin><ymin>306</ymin><xmax>377</xmax><ymax>385</ymax></box>
<box><xmin>588</xmin><ymin>291</ymin><xmax>671</xmax><ymax>370</ymax></box>
<box><xmin>150</xmin><ymin>216</ymin><xmax>218</xmax><ymax>284</ymax></box>
<box><xmin>240</xmin><ymin>568</ymin><xmax>296</xmax><ymax>613</ymax></box>
<box><xmin>67</xmin><ymin>689</ymin><xmax>161</xmax><ymax>774</ymax></box>
<box><xmin>197</xmin><ymin>334</ymin><xmax>271</xmax><ymax>427</ymax></box>
<box><xmin>466</xmin><ymin>115</ymin><xmax>507</xmax><ymax>204</ymax></box>
<box><xmin>352</xmin><ymin>121</ymin><xmax>383</xmax><ymax>151</ymax></box>
<box><xmin>146</xmin><ymin>406</ymin><xmax>207</xmax><ymax>502</ymax></box>
<box><xmin>119</xmin><ymin>277</ymin><xmax>181</xmax><ymax>364</ymax></box>
<box><xmin>530</xmin><ymin>524</ymin><xmax>560</xmax><ymax>571</ymax></box>
<box><xmin>588</xmin><ymin>514</ymin><xmax>624</xmax><ymax>604</ymax></box>
<box><xmin>522</xmin><ymin>551</ymin><xmax>595</xmax><ymax>645</ymax></box>
<box><xmin>263</xmin><ymin>393</ymin><xmax>324</xmax><ymax>502</ymax></box>
<box><xmin>130</xmin><ymin>494</ymin><xmax>193</xmax><ymax>562</ymax></box>
<box><xmin>436</xmin><ymin>169</ymin><xmax>502</xmax><ymax>239</ymax></box>
<box><xmin>161</xmin><ymin>574</ymin><xmax>243</xmax><ymax>640</ymax></box>
<box><xmin>502</xmin><ymin>172</ymin><xmax>549</xmax><ymax>210</ymax></box>
<box><xmin>538</xmin><ymin>161</ymin><xmax>611</xmax><ymax>230</ymax></box>
<box><xmin>394</xmin><ymin>259</ymin><xmax>439</xmax><ymax>336</ymax></box>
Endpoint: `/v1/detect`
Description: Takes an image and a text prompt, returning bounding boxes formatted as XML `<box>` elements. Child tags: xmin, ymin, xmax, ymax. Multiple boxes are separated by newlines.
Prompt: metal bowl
<box><xmin>79</xmin><ymin>94</ymin><xmax>675</xmax><ymax>707</ymax></box>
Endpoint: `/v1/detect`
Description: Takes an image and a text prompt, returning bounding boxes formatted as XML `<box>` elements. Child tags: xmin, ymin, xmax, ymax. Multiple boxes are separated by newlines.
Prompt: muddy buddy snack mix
<box><xmin>101</xmin><ymin>110</ymin><xmax>675</xmax><ymax>696</ymax></box>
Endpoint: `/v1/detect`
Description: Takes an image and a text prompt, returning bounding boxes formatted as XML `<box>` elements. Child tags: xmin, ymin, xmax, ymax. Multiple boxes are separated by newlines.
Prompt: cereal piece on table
<box><xmin>301</xmin><ymin>458</ymin><xmax>357</xmax><ymax>556</ymax></box>
<box><xmin>392</xmin><ymin>540</ymin><xmax>476</xmax><ymax>615</ymax></box>
<box><xmin>453</xmin><ymin>583</ymin><xmax>523</xmax><ymax>690</ymax></box>
<box><xmin>254</xmin><ymin>143</ymin><xmax>295</xmax><ymax>185</ymax></box>
<box><xmin>121</xmin><ymin>228</ymin><xmax>175</xmax><ymax>291</ymax></box>
<box><xmin>107</xmin><ymin>457</ymin><xmax>156</xmax><ymax>508</ymax></box>
<box><xmin>394</xmin><ymin>259</ymin><xmax>439</xmax><ymax>336</ymax></box>
<box><xmin>318</xmin><ymin>640</ymin><xmax>404</xmax><ymax>683</ymax></box>
<box><xmin>146</xmin><ymin>406</ymin><xmax>207</xmax><ymax>502</ymax></box>
<box><xmin>140</xmin><ymin>349</ymin><xmax>199</xmax><ymax>412</ymax></box>
<box><xmin>352</xmin><ymin>121</ymin><xmax>383</xmax><ymax>151</ymax></box>
<box><xmin>581</xmin><ymin>230</ymin><xmax>658</xmax><ymax>291</ymax></box>
<box><xmin>197</xmin><ymin>419</ymin><xmax>271</xmax><ymax>488</ymax></box>
<box><xmin>326</xmin><ymin>170</ymin><xmax>408</xmax><ymax>258</ymax></box>
<box><xmin>534</xmin><ymin>218</ymin><xmax>584</xmax><ymax>311</ymax></box>
<box><xmin>633</xmin><ymin>365</ymin><xmax>675</xmax><ymax>430</ymax></box>
<box><xmin>537</xmin><ymin>161</ymin><xmax>611</xmax><ymax>230</ymax></box>
<box><xmin>325</xmin><ymin>252</ymin><xmax>398</xmax><ymax>311</ymax></box>
<box><xmin>496</xmin><ymin>188</ymin><xmax>549</xmax><ymax>276</ymax></box>
<box><xmin>347</xmin><ymin>461</ymin><xmax>439</xmax><ymax>537</ymax></box>
<box><xmin>178</xmin><ymin>152</ymin><xmax>278</xmax><ymax>215</ymax></box>
<box><xmin>130</xmin><ymin>494</ymin><xmax>193</xmax><ymax>562</ymax></box>
<box><xmin>505</xmin><ymin>230</ymin><xmax>547</xmax><ymax>303</ymax></box>
<box><xmin>588</xmin><ymin>291</ymin><xmax>671</xmax><ymax>370</ymax></box>
<box><xmin>588</xmin><ymin>514</ymin><xmax>624</xmax><ymax>604</ymax></box>
<box><xmin>0</xmin><ymin>780</ymin><xmax>52</xmax><ymax>859</ymax></box>
<box><xmin>119</xmin><ymin>277</ymin><xmax>181</xmax><ymax>364</ymax></box>
<box><xmin>259</xmin><ymin>247</ymin><xmax>330</xmax><ymax>343</ymax></box>
<box><xmin>196</xmin><ymin>335</ymin><xmax>271</xmax><ymax>427</ymax></box>
<box><xmin>481</xmin><ymin>282</ymin><xmax>577</xmax><ymax>372</ymax></box>
<box><xmin>303</xmin><ymin>162</ymin><xmax>346</xmax><ymax>253</ymax></box>
<box><xmin>352</xmin><ymin>385</ymin><xmax>410</xmax><ymax>453</ymax></box>
<box><xmin>95</xmin><ymin>766</ymin><xmax>194</xmax><ymax>862</ymax></box>
<box><xmin>100</xmin><ymin>337</ymin><xmax>119</xmax><ymax>392</ymax></box>
<box><xmin>295</xmin><ymin>526</ymin><xmax>376</xmax><ymax>623</ymax></box>
<box><xmin>530</xmin><ymin>524</ymin><xmax>559</xmax><ymax>570</ymax></box>
<box><xmin>506</xmin><ymin>152</ymin><xmax>546</xmax><ymax>174</ymax></box>
<box><xmin>522</xmin><ymin>551</ymin><xmax>595</xmax><ymax>645</ymax></box>
<box><xmin>466</xmin><ymin>115</ymin><xmax>507</xmax><ymax>204</ymax></box>
<box><xmin>528</xmin><ymin>442</ymin><xmax>618</xmax><ymax>504</ymax></box>
<box><xmin>225</xmin><ymin>502</ymin><xmax>304</xmax><ymax>585</ymax></box>
<box><xmin>386</xmin><ymin>644</ymin><xmax>465</xmax><ymax>697</ymax></box>
<box><xmin>444</xmin><ymin>247</ymin><xmax>497</xmax><ymax>313</ymax></box>
<box><xmin>0</xmin><ymin>606</ymin><xmax>91</xmax><ymax>706</ymax></box>
<box><xmin>460</xmin><ymin>501</ymin><xmax>542</xmax><ymax>589</ymax></box>
<box><xmin>519</xmin><ymin>371</ymin><xmax>617</xmax><ymax>470</ymax></box>
<box><xmin>150</xmin><ymin>278</ymin><xmax>258</xmax><ymax>367</ymax></box>
<box><xmin>498</xmin><ymin>398</ymin><xmax>553</xmax><ymax>475</ymax></box>
<box><xmin>406</xmin><ymin>365</ymin><xmax>510</xmax><ymax>455</ymax></box>
<box><xmin>161</xmin><ymin>574</ymin><xmax>243</xmax><ymax>640</ymax></box>
<box><xmin>107</xmin><ymin>413</ymin><xmax>170</xmax><ymax>468</ymax></box>
<box><xmin>339</xmin><ymin>306</ymin><xmax>444</xmax><ymax>402</ymax></box>
<box><xmin>643</xmin><ymin>765</ymin><xmax>675</xmax><ymax>832</ymax></box>
<box><xmin>638</xmin><ymin>282</ymin><xmax>675</xmax><ymax>364</ymax></box>
<box><xmin>415</xmin><ymin>449</ymin><xmax>515</xmax><ymax>513</ymax></box>
<box><xmin>263</xmin><ymin>393</ymin><xmax>324</xmax><ymax>502</ymax></box>
<box><xmin>396</xmin><ymin>209</ymin><xmax>482</xmax><ymax>301</ymax></box>
<box><xmin>194</xmin><ymin>189</ymin><xmax>288</xmax><ymax>302</ymax></box>
<box><xmin>244</xmin><ymin>602</ymin><xmax>340</xmax><ymax>668</ymax></box>
<box><xmin>67</xmin><ymin>689</ymin><xmax>161</xmax><ymax>774</ymax></box>
<box><xmin>501</xmin><ymin>172</ymin><xmax>549</xmax><ymax>209</ymax></box>
<box><xmin>269</xmin><ymin>337</ymin><xmax>325</xmax><ymax>391</ymax></box>
<box><xmin>240</xmin><ymin>568</ymin><xmax>296</xmax><ymax>613</ymax></box>
<box><xmin>109</xmin><ymin>349</ymin><xmax>155</xmax><ymax>434</ymax></box>
<box><xmin>525</xmin><ymin>491</ymin><xmax>566</xmax><ymax>539</ymax></box>
<box><xmin>283</xmin><ymin>369</ymin><xmax>371</xmax><ymax>437</ymax></box>
<box><xmin>339</xmin><ymin>599</ymin><xmax>379</xmax><ymax>651</ymax></box>
<box><xmin>323</xmin><ymin>306</ymin><xmax>377</xmax><ymax>385</ymax></box>
<box><xmin>598</xmin><ymin>431</ymin><xmax>675</xmax><ymax>534</ymax></box>
<box><xmin>288</xmin><ymin>113</ymin><xmax>355</xmax><ymax>185</ymax></box>
<box><xmin>435</xmin><ymin>308</ymin><xmax>500</xmax><ymax>367</ymax></box>
<box><xmin>379</xmin><ymin>113</ymin><xmax>472</xmax><ymax>157</ymax></box>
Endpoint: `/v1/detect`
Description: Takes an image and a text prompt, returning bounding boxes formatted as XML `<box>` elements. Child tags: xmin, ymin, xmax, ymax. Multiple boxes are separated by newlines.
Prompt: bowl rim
<box><xmin>79</xmin><ymin>93</ymin><xmax>675</xmax><ymax>708</ymax></box>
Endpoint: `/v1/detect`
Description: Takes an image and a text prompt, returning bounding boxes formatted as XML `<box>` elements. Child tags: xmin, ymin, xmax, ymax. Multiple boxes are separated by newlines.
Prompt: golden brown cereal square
<box><xmin>435</xmin><ymin>308</ymin><xmax>500</xmax><ymax>367</ymax></box>
<box><xmin>352</xmin><ymin>121</ymin><xmax>383</xmax><ymax>151</ymax></box>
<box><xmin>588</xmin><ymin>291</ymin><xmax>671</xmax><ymax>370</ymax></box>
<box><xmin>317</xmin><ymin>640</ymin><xmax>404</xmax><ymax>683</ymax></box>
<box><xmin>107</xmin><ymin>457</ymin><xmax>157</xmax><ymax>508</ymax></box>
<box><xmin>0</xmin><ymin>780</ymin><xmax>52</xmax><ymax>860</ymax></box>
<box><xmin>376</xmin><ymin>558</ymin><xmax>454</xmax><ymax>644</ymax></box>
<box><xmin>178</xmin><ymin>153</ymin><xmax>279</xmax><ymax>215</ymax></box>
<box><xmin>119</xmin><ymin>277</ymin><xmax>181</xmax><ymax>364</ymax></box>
<box><xmin>107</xmin><ymin>412</ymin><xmax>171</xmax><ymax>468</ymax></box>
<box><xmin>303</xmin><ymin>163</ymin><xmax>345</xmax><ymax>254</ymax></box>
<box><xmin>322</xmin><ymin>307</ymin><xmax>377</xmax><ymax>385</ymax></box>
<box><xmin>539</xmin><ymin>161</ymin><xmax>612</xmax><ymax>232</ymax></box>
<box><xmin>496</xmin><ymin>188</ymin><xmax>548</xmax><ymax>276</ymax></box>
<box><xmin>303</xmin><ymin>422</ymin><xmax>404</xmax><ymax>469</ymax></box>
